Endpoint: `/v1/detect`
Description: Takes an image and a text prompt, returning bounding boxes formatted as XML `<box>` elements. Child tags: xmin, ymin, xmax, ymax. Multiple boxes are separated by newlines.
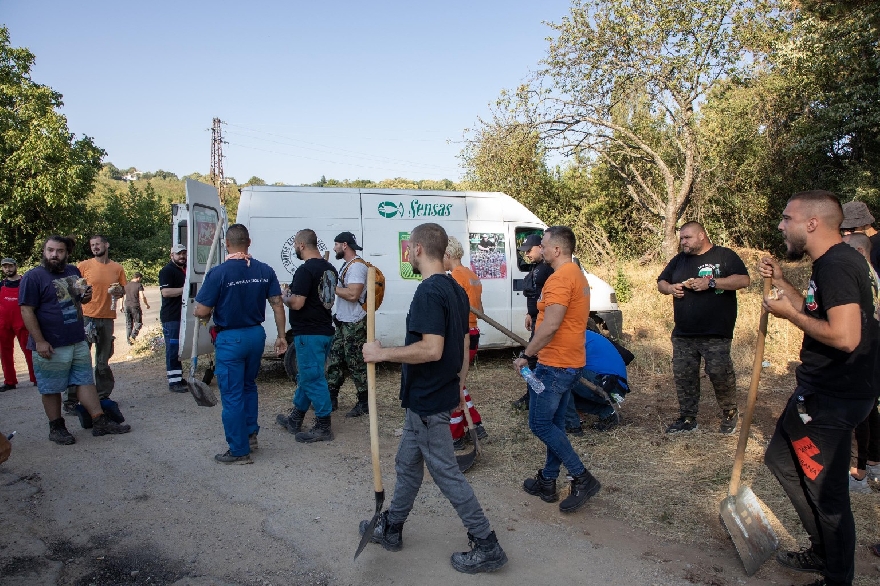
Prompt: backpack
<box><xmin>342</xmin><ymin>258</ymin><xmax>385</xmax><ymax>311</ymax></box>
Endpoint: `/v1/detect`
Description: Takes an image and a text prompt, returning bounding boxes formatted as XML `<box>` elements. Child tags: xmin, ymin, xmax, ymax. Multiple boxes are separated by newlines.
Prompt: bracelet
<box><xmin>518</xmin><ymin>351</ymin><xmax>535</xmax><ymax>360</ymax></box>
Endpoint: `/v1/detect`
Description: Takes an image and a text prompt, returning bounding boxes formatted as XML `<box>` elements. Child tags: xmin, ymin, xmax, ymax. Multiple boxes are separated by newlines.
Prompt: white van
<box><xmin>174</xmin><ymin>181</ymin><xmax>623</xmax><ymax>367</ymax></box>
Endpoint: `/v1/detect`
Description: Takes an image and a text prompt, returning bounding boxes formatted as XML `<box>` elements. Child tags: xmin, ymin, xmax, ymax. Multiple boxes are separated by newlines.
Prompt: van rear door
<box><xmin>178</xmin><ymin>179</ymin><xmax>227</xmax><ymax>360</ymax></box>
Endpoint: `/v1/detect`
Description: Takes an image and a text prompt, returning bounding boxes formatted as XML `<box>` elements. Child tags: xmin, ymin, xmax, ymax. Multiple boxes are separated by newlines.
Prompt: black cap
<box><xmin>517</xmin><ymin>234</ymin><xmax>542</xmax><ymax>252</ymax></box>
<box><xmin>334</xmin><ymin>231</ymin><xmax>363</xmax><ymax>251</ymax></box>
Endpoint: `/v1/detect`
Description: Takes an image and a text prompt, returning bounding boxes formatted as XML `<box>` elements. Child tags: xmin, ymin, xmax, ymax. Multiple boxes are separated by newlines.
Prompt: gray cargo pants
<box><xmin>672</xmin><ymin>335</ymin><xmax>737</xmax><ymax>418</ymax></box>
<box><xmin>388</xmin><ymin>409</ymin><xmax>492</xmax><ymax>539</ymax></box>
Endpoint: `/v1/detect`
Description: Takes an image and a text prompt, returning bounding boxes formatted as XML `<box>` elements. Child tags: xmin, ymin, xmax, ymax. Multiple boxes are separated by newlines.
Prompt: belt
<box><xmin>213</xmin><ymin>324</ymin><xmax>260</xmax><ymax>332</ymax></box>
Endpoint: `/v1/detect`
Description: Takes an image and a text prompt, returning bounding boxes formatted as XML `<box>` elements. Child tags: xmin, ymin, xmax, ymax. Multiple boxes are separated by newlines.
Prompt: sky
<box><xmin>2</xmin><ymin>1</ymin><xmax>573</xmax><ymax>185</ymax></box>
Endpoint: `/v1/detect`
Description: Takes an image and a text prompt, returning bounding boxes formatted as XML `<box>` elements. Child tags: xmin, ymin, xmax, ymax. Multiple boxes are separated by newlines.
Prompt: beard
<box><xmin>335</xmin><ymin>250</ymin><xmax>345</xmax><ymax>260</ymax></box>
<box><xmin>295</xmin><ymin>248</ymin><xmax>303</xmax><ymax>261</ymax></box>
<box><xmin>784</xmin><ymin>232</ymin><xmax>808</xmax><ymax>261</ymax></box>
<box><xmin>42</xmin><ymin>256</ymin><xmax>67</xmax><ymax>273</ymax></box>
<box><xmin>173</xmin><ymin>258</ymin><xmax>186</xmax><ymax>267</ymax></box>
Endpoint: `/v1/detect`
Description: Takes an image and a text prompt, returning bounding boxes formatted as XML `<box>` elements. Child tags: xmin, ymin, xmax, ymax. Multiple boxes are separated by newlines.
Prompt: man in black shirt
<box><xmin>840</xmin><ymin>200</ymin><xmax>880</xmax><ymax>274</ymax></box>
<box><xmin>761</xmin><ymin>190</ymin><xmax>878</xmax><ymax>586</ymax></box>
<box><xmin>275</xmin><ymin>229</ymin><xmax>338</xmax><ymax>443</ymax></box>
<box><xmin>158</xmin><ymin>244</ymin><xmax>188</xmax><ymax>393</ymax></box>
<box><xmin>657</xmin><ymin>222</ymin><xmax>750</xmax><ymax>434</ymax></box>
<box><xmin>360</xmin><ymin>222</ymin><xmax>507</xmax><ymax>574</ymax></box>
<box><xmin>511</xmin><ymin>234</ymin><xmax>553</xmax><ymax>411</ymax></box>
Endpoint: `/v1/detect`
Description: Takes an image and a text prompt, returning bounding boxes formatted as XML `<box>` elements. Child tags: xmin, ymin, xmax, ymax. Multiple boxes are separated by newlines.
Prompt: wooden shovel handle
<box><xmin>728</xmin><ymin>277</ymin><xmax>772</xmax><ymax>496</ymax></box>
<box><xmin>366</xmin><ymin>267</ymin><xmax>383</xmax><ymax>494</ymax></box>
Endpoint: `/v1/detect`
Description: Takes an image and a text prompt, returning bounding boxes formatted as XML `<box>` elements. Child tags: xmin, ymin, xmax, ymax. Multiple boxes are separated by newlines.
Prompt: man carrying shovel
<box><xmin>760</xmin><ymin>190</ymin><xmax>879</xmax><ymax>586</ymax></box>
<box><xmin>360</xmin><ymin>222</ymin><xmax>507</xmax><ymax>574</ymax></box>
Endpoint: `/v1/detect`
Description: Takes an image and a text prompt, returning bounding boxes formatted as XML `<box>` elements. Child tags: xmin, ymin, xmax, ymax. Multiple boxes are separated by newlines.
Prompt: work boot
<box><xmin>249</xmin><ymin>432</ymin><xmax>259</xmax><ymax>451</ymax></box>
<box><xmin>592</xmin><ymin>412</ymin><xmax>620</xmax><ymax>432</ymax></box>
<box><xmin>214</xmin><ymin>450</ymin><xmax>253</xmax><ymax>465</ymax></box>
<box><xmin>565</xmin><ymin>424</ymin><xmax>585</xmax><ymax>436</ymax></box>
<box><xmin>665</xmin><ymin>416</ymin><xmax>698</xmax><ymax>433</ymax></box>
<box><xmin>474</xmin><ymin>423</ymin><xmax>489</xmax><ymax>442</ymax></box>
<box><xmin>276</xmin><ymin>407</ymin><xmax>306</xmax><ymax>434</ymax></box>
<box><xmin>0</xmin><ymin>383</ymin><xmax>16</xmax><ymax>392</ymax></box>
<box><xmin>523</xmin><ymin>469</ymin><xmax>558</xmax><ymax>502</ymax></box>
<box><xmin>329</xmin><ymin>386</ymin><xmax>339</xmax><ymax>412</ymax></box>
<box><xmin>511</xmin><ymin>393</ymin><xmax>529</xmax><ymax>410</ymax></box>
<box><xmin>91</xmin><ymin>414</ymin><xmax>132</xmax><ymax>436</ymax></box>
<box><xmin>453</xmin><ymin>436</ymin><xmax>468</xmax><ymax>451</ymax></box>
<box><xmin>719</xmin><ymin>409</ymin><xmax>738</xmax><ymax>434</ymax></box>
<box><xmin>776</xmin><ymin>547</ymin><xmax>826</xmax><ymax>574</ymax></box>
<box><xmin>559</xmin><ymin>470</ymin><xmax>601</xmax><ymax>513</ymax></box>
<box><xmin>359</xmin><ymin>510</ymin><xmax>403</xmax><ymax>552</ymax></box>
<box><xmin>345</xmin><ymin>402</ymin><xmax>369</xmax><ymax>418</ymax></box>
<box><xmin>48</xmin><ymin>418</ymin><xmax>76</xmax><ymax>445</ymax></box>
<box><xmin>295</xmin><ymin>416</ymin><xmax>333</xmax><ymax>443</ymax></box>
<box><xmin>450</xmin><ymin>531</ymin><xmax>508</xmax><ymax>574</ymax></box>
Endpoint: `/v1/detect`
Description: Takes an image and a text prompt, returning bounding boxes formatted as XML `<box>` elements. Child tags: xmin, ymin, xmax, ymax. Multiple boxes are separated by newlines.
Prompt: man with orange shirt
<box><xmin>443</xmin><ymin>236</ymin><xmax>488</xmax><ymax>448</ymax></box>
<box><xmin>513</xmin><ymin>226</ymin><xmax>600</xmax><ymax>513</ymax></box>
<box><xmin>68</xmin><ymin>235</ymin><xmax>126</xmax><ymax>406</ymax></box>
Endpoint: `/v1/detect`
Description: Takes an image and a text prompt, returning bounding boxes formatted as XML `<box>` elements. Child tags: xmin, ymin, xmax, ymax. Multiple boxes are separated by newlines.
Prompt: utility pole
<box><xmin>210</xmin><ymin>117</ymin><xmax>226</xmax><ymax>204</ymax></box>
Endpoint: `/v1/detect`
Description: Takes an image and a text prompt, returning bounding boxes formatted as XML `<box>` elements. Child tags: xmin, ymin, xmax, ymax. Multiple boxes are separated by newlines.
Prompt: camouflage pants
<box><xmin>672</xmin><ymin>336</ymin><xmax>737</xmax><ymax>418</ymax></box>
<box><xmin>326</xmin><ymin>317</ymin><xmax>368</xmax><ymax>402</ymax></box>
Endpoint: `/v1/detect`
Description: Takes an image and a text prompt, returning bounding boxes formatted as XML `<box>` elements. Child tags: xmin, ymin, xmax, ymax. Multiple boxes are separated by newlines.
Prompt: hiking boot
<box><xmin>523</xmin><ymin>469</ymin><xmax>558</xmax><ymax>503</ymax></box>
<box><xmin>450</xmin><ymin>531</ymin><xmax>508</xmax><ymax>574</ymax></box>
<box><xmin>249</xmin><ymin>433</ymin><xmax>259</xmax><ymax>451</ymax></box>
<box><xmin>214</xmin><ymin>450</ymin><xmax>253</xmax><ymax>465</ymax></box>
<box><xmin>511</xmin><ymin>393</ymin><xmax>529</xmax><ymax>411</ymax></box>
<box><xmin>720</xmin><ymin>409</ymin><xmax>738</xmax><ymax>434</ymax></box>
<box><xmin>592</xmin><ymin>412</ymin><xmax>620</xmax><ymax>432</ymax></box>
<box><xmin>358</xmin><ymin>510</ymin><xmax>403</xmax><ymax>552</ymax></box>
<box><xmin>850</xmin><ymin>473</ymin><xmax>871</xmax><ymax>494</ymax></box>
<box><xmin>474</xmin><ymin>423</ymin><xmax>489</xmax><ymax>442</ymax></box>
<box><xmin>295</xmin><ymin>416</ymin><xmax>333</xmax><ymax>443</ymax></box>
<box><xmin>48</xmin><ymin>418</ymin><xmax>76</xmax><ymax>445</ymax></box>
<box><xmin>345</xmin><ymin>402</ymin><xmax>369</xmax><ymax>418</ymax></box>
<box><xmin>452</xmin><ymin>436</ymin><xmax>468</xmax><ymax>451</ymax></box>
<box><xmin>776</xmin><ymin>547</ymin><xmax>826</xmax><ymax>574</ymax></box>
<box><xmin>92</xmin><ymin>414</ymin><xmax>132</xmax><ymax>436</ymax></box>
<box><xmin>665</xmin><ymin>416</ymin><xmax>698</xmax><ymax>433</ymax></box>
<box><xmin>566</xmin><ymin>425</ymin><xmax>584</xmax><ymax>436</ymax></box>
<box><xmin>276</xmin><ymin>408</ymin><xmax>306</xmax><ymax>434</ymax></box>
<box><xmin>0</xmin><ymin>383</ymin><xmax>16</xmax><ymax>392</ymax></box>
<box><xmin>169</xmin><ymin>382</ymin><xmax>189</xmax><ymax>393</ymax></box>
<box><xmin>559</xmin><ymin>470</ymin><xmax>601</xmax><ymax>513</ymax></box>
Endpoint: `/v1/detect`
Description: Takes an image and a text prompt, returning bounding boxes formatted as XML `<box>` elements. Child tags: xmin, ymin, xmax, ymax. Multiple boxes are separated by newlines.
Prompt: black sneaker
<box><xmin>776</xmin><ymin>547</ymin><xmax>826</xmax><ymax>574</ymax></box>
<box><xmin>559</xmin><ymin>470</ymin><xmax>601</xmax><ymax>513</ymax></box>
<box><xmin>665</xmin><ymin>416</ymin><xmax>698</xmax><ymax>433</ymax></box>
<box><xmin>523</xmin><ymin>469</ymin><xmax>558</xmax><ymax>503</ymax></box>
<box><xmin>91</xmin><ymin>414</ymin><xmax>132</xmax><ymax>436</ymax></box>
<box><xmin>452</xmin><ymin>436</ymin><xmax>468</xmax><ymax>451</ymax></box>
<box><xmin>450</xmin><ymin>531</ymin><xmax>508</xmax><ymax>574</ymax></box>
<box><xmin>592</xmin><ymin>413</ymin><xmax>620</xmax><ymax>432</ymax></box>
<box><xmin>295</xmin><ymin>416</ymin><xmax>333</xmax><ymax>443</ymax></box>
<box><xmin>48</xmin><ymin>418</ymin><xmax>76</xmax><ymax>445</ymax></box>
<box><xmin>474</xmin><ymin>423</ymin><xmax>489</xmax><ymax>442</ymax></box>
<box><xmin>358</xmin><ymin>510</ymin><xmax>403</xmax><ymax>552</ymax></box>
<box><xmin>511</xmin><ymin>393</ymin><xmax>529</xmax><ymax>410</ymax></box>
<box><xmin>345</xmin><ymin>402</ymin><xmax>369</xmax><ymax>418</ymax></box>
<box><xmin>566</xmin><ymin>425</ymin><xmax>585</xmax><ymax>436</ymax></box>
<box><xmin>0</xmin><ymin>383</ymin><xmax>16</xmax><ymax>392</ymax></box>
<box><xmin>214</xmin><ymin>450</ymin><xmax>253</xmax><ymax>465</ymax></box>
<box><xmin>276</xmin><ymin>408</ymin><xmax>305</xmax><ymax>434</ymax></box>
<box><xmin>720</xmin><ymin>409</ymin><xmax>738</xmax><ymax>434</ymax></box>
<box><xmin>169</xmin><ymin>382</ymin><xmax>189</xmax><ymax>393</ymax></box>
<box><xmin>249</xmin><ymin>433</ymin><xmax>259</xmax><ymax>451</ymax></box>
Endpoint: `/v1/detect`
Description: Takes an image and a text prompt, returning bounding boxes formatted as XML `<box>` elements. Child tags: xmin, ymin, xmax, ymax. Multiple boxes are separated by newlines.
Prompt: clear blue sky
<box><xmin>2</xmin><ymin>1</ymin><xmax>572</xmax><ymax>185</ymax></box>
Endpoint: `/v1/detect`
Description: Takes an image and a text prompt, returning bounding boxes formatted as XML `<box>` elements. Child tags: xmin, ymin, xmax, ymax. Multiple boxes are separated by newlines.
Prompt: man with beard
<box><xmin>360</xmin><ymin>223</ymin><xmax>507</xmax><ymax>574</ymax></box>
<box><xmin>159</xmin><ymin>244</ymin><xmax>188</xmax><ymax>392</ymax></box>
<box><xmin>275</xmin><ymin>229</ymin><xmax>338</xmax><ymax>443</ymax></box>
<box><xmin>657</xmin><ymin>222</ymin><xmax>750</xmax><ymax>434</ymax></box>
<box><xmin>0</xmin><ymin>258</ymin><xmax>36</xmax><ymax>391</ymax></box>
<box><xmin>326</xmin><ymin>231</ymin><xmax>369</xmax><ymax>417</ymax></box>
<box><xmin>761</xmin><ymin>190</ymin><xmax>879</xmax><ymax>586</ymax></box>
<box><xmin>68</xmin><ymin>235</ymin><xmax>127</xmax><ymax>406</ymax></box>
<box><xmin>19</xmin><ymin>236</ymin><xmax>131</xmax><ymax>444</ymax></box>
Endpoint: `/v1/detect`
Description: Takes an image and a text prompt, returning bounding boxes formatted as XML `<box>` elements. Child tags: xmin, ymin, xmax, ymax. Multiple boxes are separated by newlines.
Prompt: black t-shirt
<box><xmin>158</xmin><ymin>261</ymin><xmax>186</xmax><ymax>323</ymax></box>
<box><xmin>657</xmin><ymin>246</ymin><xmax>749</xmax><ymax>338</ymax></box>
<box><xmin>796</xmin><ymin>243</ymin><xmax>879</xmax><ymax>399</ymax></box>
<box><xmin>869</xmin><ymin>233</ymin><xmax>880</xmax><ymax>275</ymax></box>
<box><xmin>288</xmin><ymin>258</ymin><xmax>338</xmax><ymax>337</ymax></box>
<box><xmin>525</xmin><ymin>261</ymin><xmax>554</xmax><ymax>318</ymax></box>
<box><xmin>400</xmin><ymin>274</ymin><xmax>469</xmax><ymax>416</ymax></box>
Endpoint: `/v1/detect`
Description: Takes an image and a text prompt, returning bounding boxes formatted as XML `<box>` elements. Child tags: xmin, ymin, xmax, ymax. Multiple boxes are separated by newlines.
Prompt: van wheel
<box><xmin>588</xmin><ymin>316</ymin><xmax>611</xmax><ymax>338</ymax></box>
<box><xmin>284</xmin><ymin>344</ymin><xmax>298</xmax><ymax>382</ymax></box>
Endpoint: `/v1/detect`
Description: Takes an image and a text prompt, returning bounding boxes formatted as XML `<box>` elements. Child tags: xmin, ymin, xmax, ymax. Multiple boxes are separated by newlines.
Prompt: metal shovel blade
<box><xmin>187</xmin><ymin>379</ymin><xmax>218</xmax><ymax>407</ymax></box>
<box><xmin>354</xmin><ymin>490</ymin><xmax>384</xmax><ymax>561</ymax></box>
<box><xmin>456</xmin><ymin>445</ymin><xmax>477</xmax><ymax>473</ymax></box>
<box><xmin>719</xmin><ymin>485</ymin><xmax>778</xmax><ymax>576</ymax></box>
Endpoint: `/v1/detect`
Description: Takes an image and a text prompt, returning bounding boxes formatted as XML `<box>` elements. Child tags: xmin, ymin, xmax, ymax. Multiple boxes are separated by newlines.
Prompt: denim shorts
<box><xmin>33</xmin><ymin>340</ymin><xmax>95</xmax><ymax>395</ymax></box>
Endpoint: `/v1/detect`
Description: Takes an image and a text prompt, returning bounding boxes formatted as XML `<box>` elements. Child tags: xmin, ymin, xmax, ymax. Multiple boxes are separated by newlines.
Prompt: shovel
<box><xmin>456</xmin><ymin>393</ymin><xmax>482</xmax><ymax>473</ymax></box>
<box><xmin>719</xmin><ymin>277</ymin><xmax>778</xmax><ymax>575</ymax></box>
<box><xmin>186</xmin><ymin>220</ymin><xmax>222</xmax><ymax>408</ymax></box>
<box><xmin>354</xmin><ymin>266</ymin><xmax>384</xmax><ymax>560</ymax></box>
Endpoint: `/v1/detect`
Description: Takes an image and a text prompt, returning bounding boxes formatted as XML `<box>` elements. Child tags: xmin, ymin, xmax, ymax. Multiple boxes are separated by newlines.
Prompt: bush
<box><xmin>613</xmin><ymin>266</ymin><xmax>633</xmax><ymax>304</ymax></box>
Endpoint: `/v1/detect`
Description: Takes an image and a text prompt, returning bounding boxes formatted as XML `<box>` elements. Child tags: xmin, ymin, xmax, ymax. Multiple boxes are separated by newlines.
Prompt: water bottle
<box><xmin>520</xmin><ymin>366</ymin><xmax>544</xmax><ymax>393</ymax></box>
<box><xmin>610</xmin><ymin>393</ymin><xmax>624</xmax><ymax>405</ymax></box>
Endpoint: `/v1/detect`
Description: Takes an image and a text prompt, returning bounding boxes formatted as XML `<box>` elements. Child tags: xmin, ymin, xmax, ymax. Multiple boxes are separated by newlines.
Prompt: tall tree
<box><xmin>0</xmin><ymin>28</ymin><xmax>104</xmax><ymax>263</ymax></box>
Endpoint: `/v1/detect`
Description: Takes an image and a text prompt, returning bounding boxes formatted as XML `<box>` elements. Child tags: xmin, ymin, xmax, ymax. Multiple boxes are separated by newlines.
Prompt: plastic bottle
<box><xmin>520</xmin><ymin>366</ymin><xmax>545</xmax><ymax>393</ymax></box>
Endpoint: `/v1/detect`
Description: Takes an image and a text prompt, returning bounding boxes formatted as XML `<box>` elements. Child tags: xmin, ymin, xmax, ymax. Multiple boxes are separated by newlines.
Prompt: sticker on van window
<box><xmin>469</xmin><ymin>233</ymin><xmax>506</xmax><ymax>279</ymax></box>
<box><xmin>194</xmin><ymin>209</ymin><xmax>219</xmax><ymax>266</ymax></box>
<box><xmin>398</xmin><ymin>232</ymin><xmax>421</xmax><ymax>281</ymax></box>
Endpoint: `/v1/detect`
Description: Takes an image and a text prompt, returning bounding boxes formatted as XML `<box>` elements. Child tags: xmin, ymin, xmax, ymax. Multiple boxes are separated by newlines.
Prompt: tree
<box><xmin>244</xmin><ymin>176</ymin><xmax>266</xmax><ymax>186</ymax></box>
<box><xmin>0</xmin><ymin>28</ymin><xmax>105</xmax><ymax>263</ymax></box>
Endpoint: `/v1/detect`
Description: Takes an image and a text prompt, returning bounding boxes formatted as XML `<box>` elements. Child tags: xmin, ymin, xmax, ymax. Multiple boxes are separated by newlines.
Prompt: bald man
<box><xmin>761</xmin><ymin>190</ymin><xmax>879</xmax><ymax>586</ymax></box>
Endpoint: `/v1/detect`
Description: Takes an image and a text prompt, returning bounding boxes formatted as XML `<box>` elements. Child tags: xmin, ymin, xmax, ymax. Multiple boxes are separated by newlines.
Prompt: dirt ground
<box><xmin>2</xmin><ymin>287</ymin><xmax>879</xmax><ymax>585</ymax></box>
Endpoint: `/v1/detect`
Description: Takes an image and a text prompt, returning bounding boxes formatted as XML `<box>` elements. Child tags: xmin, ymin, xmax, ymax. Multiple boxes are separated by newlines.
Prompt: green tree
<box><xmin>0</xmin><ymin>28</ymin><xmax>105</xmax><ymax>263</ymax></box>
<box><xmin>244</xmin><ymin>176</ymin><xmax>266</xmax><ymax>186</ymax></box>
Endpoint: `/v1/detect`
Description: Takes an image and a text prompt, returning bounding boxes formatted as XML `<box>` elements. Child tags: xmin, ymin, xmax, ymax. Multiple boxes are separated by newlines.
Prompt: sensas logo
<box><xmin>377</xmin><ymin>199</ymin><xmax>453</xmax><ymax>219</ymax></box>
<box><xmin>378</xmin><ymin>201</ymin><xmax>404</xmax><ymax>218</ymax></box>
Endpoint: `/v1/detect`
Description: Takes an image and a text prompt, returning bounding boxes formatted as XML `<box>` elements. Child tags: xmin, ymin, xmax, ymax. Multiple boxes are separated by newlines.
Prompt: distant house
<box><xmin>122</xmin><ymin>170</ymin><xmax>143</xmax><ymax>181</ymax></box>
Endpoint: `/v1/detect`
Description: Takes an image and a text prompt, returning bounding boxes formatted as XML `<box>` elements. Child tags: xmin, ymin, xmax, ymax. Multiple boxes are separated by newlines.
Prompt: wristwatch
<box><xmin>708</xmin><ymin>277</ymin><xmax>716</xmax><ymax>289</ymax></box>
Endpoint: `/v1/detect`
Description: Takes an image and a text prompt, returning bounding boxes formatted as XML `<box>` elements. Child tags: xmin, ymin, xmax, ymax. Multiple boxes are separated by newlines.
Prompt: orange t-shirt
<box><xmin>451</xmin><ymin>265</ymin><xmax>482</xmax><ymax>329</ymax></box>
<box><xmin>78</xmin><ymin>259</ymin><xmax>127</xmax><ymax>319</ymax></box>
<box><xmin>535</xmin><ymin>262</ymin><xmax>590</xmax><ymax>368</ymax></box>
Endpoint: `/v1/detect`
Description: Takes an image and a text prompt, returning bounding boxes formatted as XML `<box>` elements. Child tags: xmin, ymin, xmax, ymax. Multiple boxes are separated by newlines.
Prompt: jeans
<box><xmin>529</xmin><ymin>364</ymin><xmax>586</xmax><ymax>480</ymax></box>
<box><xmin>292</xmin><ymin>334</ymin><xmax>333</xmax><ymax>418</ymax></box>
<box><xmin>388</xmin><ymin>409</ymin><xmax>491</xmax><ymax>539</ymax></box>
<box><xmin>124</xmin><ymin>306</ymin><xmax>143</xmax><ymax>341</ymax></box>
<box><xmin>215</xmin><ymin>325</ymin><xmax>265</xmax><ymax>456</ymax></box>
<box><xmin>565</xmin><ymin>369</ymin><xmax>618</xmax><ymax>429</ymax></box>
<box><xmin>163</xmin><ymin>321</ymin><xmax>183</xmax><ymax>389</ymax></box>
<box><xmin>765</xmin><ymin>389</ymin><xmax>875</xmax><ymax>586</ymax></box>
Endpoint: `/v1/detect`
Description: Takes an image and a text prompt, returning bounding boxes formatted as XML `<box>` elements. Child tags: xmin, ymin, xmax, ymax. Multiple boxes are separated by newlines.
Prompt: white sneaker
<box><xmin>867</xmin><ymin>463</ymin><xmax>880</xmax><ymax>485</ymax></box>
<box><xmin>850</xmin><ymin>474</ymin><xmax>871</xmax><ymax>494</ymax></box>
